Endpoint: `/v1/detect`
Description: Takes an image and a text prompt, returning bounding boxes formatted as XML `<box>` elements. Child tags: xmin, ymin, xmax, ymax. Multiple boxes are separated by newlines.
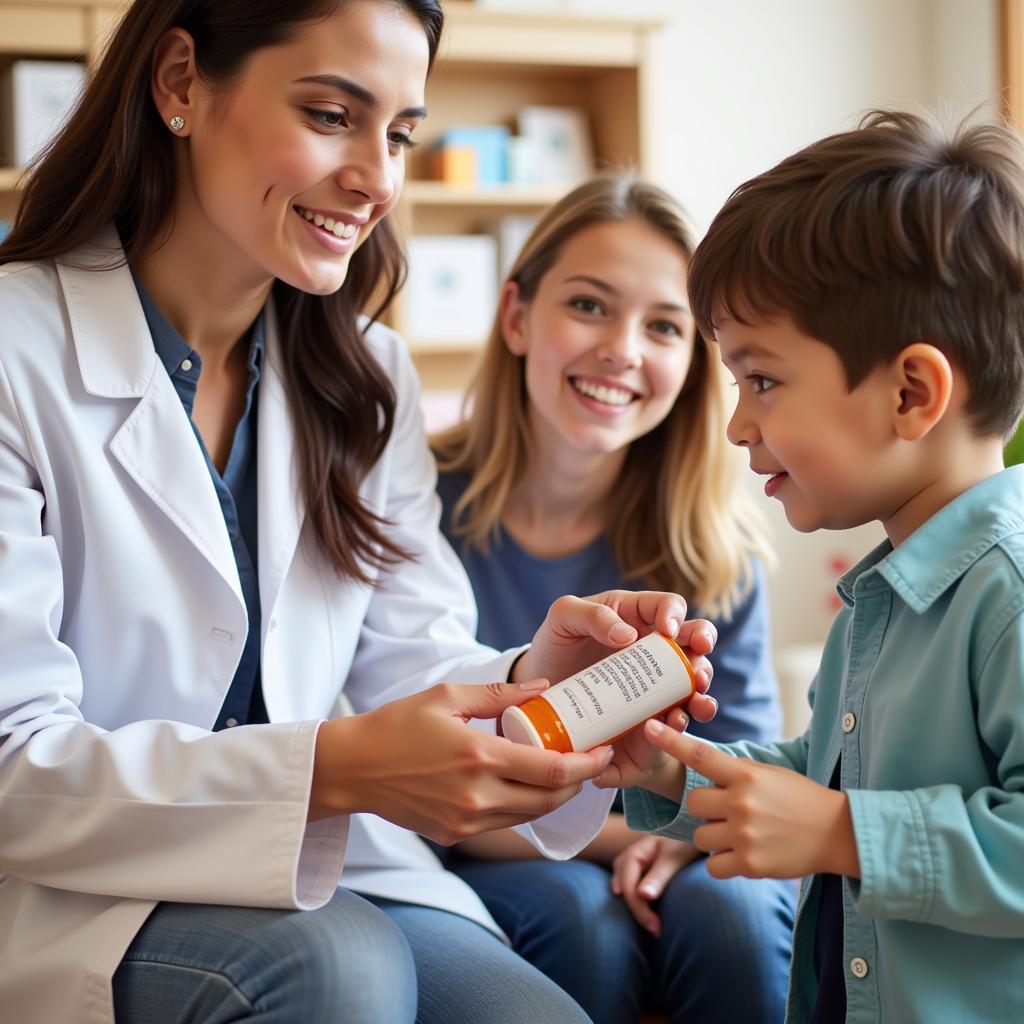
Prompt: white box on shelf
<box><xmin>492</xmin><ymin>214</ymin><xmax>537</xmax><ymax>278</ymax></box>
<box><xmin>517</xmin><ymin>105</ymin><xmax>594</xmax><ymax>186</ymax></box>
<box><xmin>406</xmin><ymin>235</ymin><xmax>498</xmax><ymax>345</ymax></box>
<box><xmin>0</xmin><ymin>60</ymin><xmax>86</xmax><ymax>168</ymax></box>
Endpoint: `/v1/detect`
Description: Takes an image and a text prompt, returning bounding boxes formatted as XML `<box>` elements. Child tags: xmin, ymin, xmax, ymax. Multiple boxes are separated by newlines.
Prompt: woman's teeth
<box><xmin>297</xmin><ymin>207</ymin><xmax>357</xmax><ymax>239</ymax></box>
<box><xmin>571</xmin><ymin>378</ymin><xmax>635</xmax><ymax>406</ymax></box>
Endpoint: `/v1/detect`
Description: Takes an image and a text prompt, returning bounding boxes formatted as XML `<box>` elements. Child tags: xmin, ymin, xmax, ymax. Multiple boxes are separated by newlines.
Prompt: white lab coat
<box><xmin>0</xmin><ymin>227</ymin><xmax>612</xmax><ymax>1024</ymax></box>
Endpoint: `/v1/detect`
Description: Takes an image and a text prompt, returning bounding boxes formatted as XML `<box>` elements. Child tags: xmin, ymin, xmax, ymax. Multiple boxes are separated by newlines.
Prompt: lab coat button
<box><xmin>225</xmin><ymin>717</ymin><xmax>239</xmax><ymax>728</ymax></box>
<box><xmin>269</xmin><ymin>618</ymin><xmax>278</xmax><ymax>631</ymax></box>
<box><xmin>842</xmin><ymin>712</ymin><xmax>856</xmax><ymax>733</ymax></box>
<box><xmin>850</xmin><ymin>957</ymin><xmax>869</xmax><ymax>979</ymax></box>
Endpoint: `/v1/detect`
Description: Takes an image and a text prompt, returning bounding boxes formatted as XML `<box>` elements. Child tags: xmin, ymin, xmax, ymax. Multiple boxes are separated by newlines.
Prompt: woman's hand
<box><xmin>513</xmin><ymin>590</ymin><xmax>718</xmax><ymax>724</ymax></box>
<box><xmin>595</xmin><ymin>703</ymin><xmax>694</xmax><ymax>796</ymax></box>
<box><xmin>611</xmin><ymin>835</ymin><xmax>700</xmax><ymax>936</ymax></box>
<box><xmin>309</xmin><ymin>680</ymin><xmax>613</xmax><ymax>844</ymax></box>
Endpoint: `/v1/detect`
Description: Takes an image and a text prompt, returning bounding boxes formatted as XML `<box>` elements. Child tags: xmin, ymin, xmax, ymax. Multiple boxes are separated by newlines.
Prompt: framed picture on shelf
<box><xmin>517</xmin><ymin>105</ymin><xmax>595</xmax><ymax>187</ymax></box>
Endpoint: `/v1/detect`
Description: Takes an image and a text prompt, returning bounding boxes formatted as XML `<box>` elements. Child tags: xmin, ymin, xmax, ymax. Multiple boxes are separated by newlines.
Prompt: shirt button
<box><xmin>850</xmin><ymin>957</ymin><xmax>869</xmax><ymax>979</ymax></box>
<box><xmin>269</xmin><ymin>618</ymin><xmax>278</xmax><ymax>631</ymax></box>
<box><xmin>180</xmin><ymin>358</ymin><xmax>193</xmax><ymax>372</ymax></box>
<box><xmin>842</xmin><ymin>712</ymin><xmax>857</xmax><ymax>733</ymax></box>
<box><xmin>224</xmin><ymin>717</ymin><xmax>239</xmax><ymax>728</ymax></box>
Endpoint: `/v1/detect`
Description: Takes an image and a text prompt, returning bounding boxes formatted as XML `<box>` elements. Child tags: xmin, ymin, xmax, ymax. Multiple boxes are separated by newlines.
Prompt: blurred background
<box><xmin>0</xmin><ymin>0</ymin><xmax>1013</xmax><ymax>735</ymax></box>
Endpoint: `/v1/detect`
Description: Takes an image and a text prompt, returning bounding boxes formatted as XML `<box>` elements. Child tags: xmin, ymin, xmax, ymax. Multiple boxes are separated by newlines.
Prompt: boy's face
<box><xmin>717</xmin><ymin>313</ymin><xmax>897</xmax><ymax>533</ymax></box>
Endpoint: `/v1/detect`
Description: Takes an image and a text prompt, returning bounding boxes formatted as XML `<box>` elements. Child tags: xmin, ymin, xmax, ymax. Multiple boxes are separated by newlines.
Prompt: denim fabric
<box><xmin>366</xmin><ymin>896</ymin><xmax>591</xmax><ymax>1024</ymax></box>
<box><xmin>446</xmin><ymin>853</ymin><xmax>795</xmax><ymax>1024</ymax></box>
<box><xmin>111</xmin><ymin>890</ymin><xmax>417</xmax><ymax>1023</ymax></box>
<box><xmin>114</xmin><ymin>892</ymin><xmax>589</xmax><ymax>1024</ymax></box>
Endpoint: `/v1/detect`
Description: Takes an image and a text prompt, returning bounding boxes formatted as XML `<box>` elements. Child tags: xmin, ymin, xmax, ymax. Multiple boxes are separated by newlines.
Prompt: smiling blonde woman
<box><xmin>432</xmin><ymin>175</ymin><xmax>797</xmax><ymax>1024</ymax></box>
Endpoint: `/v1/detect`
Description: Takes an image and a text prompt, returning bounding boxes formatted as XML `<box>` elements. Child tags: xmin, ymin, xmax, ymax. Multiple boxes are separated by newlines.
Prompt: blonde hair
<box><xmin>432</xmin><ymin>175</ymin><xmax>772</xmax><ymax>617</ymax></box>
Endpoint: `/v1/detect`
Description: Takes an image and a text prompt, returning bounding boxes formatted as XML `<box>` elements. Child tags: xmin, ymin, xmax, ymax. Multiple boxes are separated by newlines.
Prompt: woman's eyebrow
<box><xmin>293</xmin><ymin>74</ymin><xmax>427</xmax><ymax>119</ymax></box>
<box><xmin>563</xmin><ymin>275</ymin><xmax>688</xmax><ymax>313</ymax></box>
<box><xmin>563</xmin><ymin>274</ymin><xmax>617</xmax><ymax>295</ymax></box>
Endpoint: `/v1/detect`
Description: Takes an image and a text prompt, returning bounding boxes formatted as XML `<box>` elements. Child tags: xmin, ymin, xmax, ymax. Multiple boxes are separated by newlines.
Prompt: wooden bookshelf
<box><xmin>0</xmin><ymin>0</ymin><xmax>663</xmax><ymax>387</ymax></box>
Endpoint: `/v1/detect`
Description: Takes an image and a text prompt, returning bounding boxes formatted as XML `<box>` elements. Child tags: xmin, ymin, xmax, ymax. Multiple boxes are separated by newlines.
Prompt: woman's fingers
<box><xmin>687</xmin><ymin>652</ymin><xmax>715</xmax><ymax>692</ymax></box>
<box><xmin>675</xmin><ymin>616</ymin><xmax>718</xmax><ymax>653</ymax></box>
<box><xmin>663</xmin><ymin>705</ymin><xmax>690</xmax><ymax>732</ymax></box>
<box><xmin>612</xmin><ymin>838</ymin><xmax>662</xmax><ymax>934</ymax></box>
<box><xmin>638</xmin><ymin>841</ymin><xmax>699</xmax><ymax>900</ymax></box>
<box><xmin>440</xmin><ymin>680</ymin><xmax>552</xmax><ymax>723</ymax></box>
<box><xmin>347</xmin><ymin>686</ymin><xmax>613</xmax><ymax>842</ymax></box>
<box><xmin>582</xmin><ymin>590</ymin><xmax>692</xmax><ymax>640</ymax></box>
<box><xmin>498</xmin><ymin>740</ymin><xmax>614</xmax><ymax>788</ymax></box>
<box><xmin>687</xmin><ymin>691</ymin><xmax>719</xmax><ymax>723</ymax></box>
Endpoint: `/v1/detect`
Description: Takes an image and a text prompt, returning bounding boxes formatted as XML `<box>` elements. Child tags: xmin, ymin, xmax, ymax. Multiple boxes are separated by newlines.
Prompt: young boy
<box><xmin>598</xmin><ymin>110</ymin><xmax>1024</xmax><ymax>1023</ymax></box>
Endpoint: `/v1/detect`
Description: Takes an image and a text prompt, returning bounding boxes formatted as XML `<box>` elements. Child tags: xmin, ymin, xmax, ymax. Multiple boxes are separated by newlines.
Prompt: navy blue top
<box><xmin>437</xmin><ymin>470</ymin><xmax>782</xmax><ymax>747</ymax></box>
<box><xmin>810</xmin><ymin>760</ymin><xmax>846</xmax><ymax>1023</ymax></box>
<box><xmin>133</xmin><ymin>271</ymin><xmax>268</xmax><ymax>731</ymax></box>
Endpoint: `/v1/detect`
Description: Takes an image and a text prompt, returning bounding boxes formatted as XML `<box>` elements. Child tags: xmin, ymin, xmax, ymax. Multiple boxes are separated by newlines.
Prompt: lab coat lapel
<box><xmin>56</xmin><ymin>227</ymin><xmax>244</xmax><ymax>606</ymax></box>
<box><xmin>256</xmin><ymin>300</ymin><xmax>305</xmax><ymax>642</ymax></box>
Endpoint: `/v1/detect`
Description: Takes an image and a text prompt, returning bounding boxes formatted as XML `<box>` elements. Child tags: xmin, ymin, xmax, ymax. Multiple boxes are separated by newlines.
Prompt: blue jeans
<box><xmin>111</xmin><ymin>888</ymin><xmax>590</xmax><ymax>1024</ymax></box>
<box><xmin>448</xmin><ymin>853</ymin><xmax>797</xmax><ymax>1024</ymax></box>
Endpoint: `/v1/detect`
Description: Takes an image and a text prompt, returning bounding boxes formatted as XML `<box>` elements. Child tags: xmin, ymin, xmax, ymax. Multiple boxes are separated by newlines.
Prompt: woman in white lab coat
<box><xmin>0</xmin><ymin>2</ymin><xmax>716</xmax><ymax>1023</ymax></box>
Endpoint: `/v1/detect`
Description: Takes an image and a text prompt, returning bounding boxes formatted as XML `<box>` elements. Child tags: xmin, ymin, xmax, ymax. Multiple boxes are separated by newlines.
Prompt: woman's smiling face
<box><xmin>503</xmin><ymin>217</ymin><xmax>697</xmax><ymax>459</ymax></box>
<box><xmin>169</xmin><ymin>0</ymin><xmax>429</xmax><ymax>294</ymax></box>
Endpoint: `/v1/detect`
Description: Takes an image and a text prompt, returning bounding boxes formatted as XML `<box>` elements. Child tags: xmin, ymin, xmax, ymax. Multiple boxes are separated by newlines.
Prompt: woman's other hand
<box><xmin>513</xmin><ymin>590</ymin><xmax>718</xmax><ymax>716</ymax></box>
<box><xmin>610</xmin><ymin>836</ymin><xmax>700</xmax><ymax>937</ymax></box>
<box><xmin>309</xmin><ymin>680</ymin><xmax>612</xmax><ymax>843</ymax></box>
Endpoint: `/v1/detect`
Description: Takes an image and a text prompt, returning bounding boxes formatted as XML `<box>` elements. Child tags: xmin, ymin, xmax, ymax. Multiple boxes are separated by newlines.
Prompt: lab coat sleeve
<box><xmin>0</xmin><ymin>358</ymin><xmax>344</xmax><ymax>910</ymax></box>
<box><xmin>344</xmin><ymin>327</ymin><xmax>612</xmax><ymax>855</ymax></box>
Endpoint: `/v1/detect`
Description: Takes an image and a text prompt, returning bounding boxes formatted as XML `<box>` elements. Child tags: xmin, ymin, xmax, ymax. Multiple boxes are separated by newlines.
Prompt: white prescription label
<box><xmin>540</xmin><ymin>632</ymin><xmax>693</xmax><ymax>751</ymax></box>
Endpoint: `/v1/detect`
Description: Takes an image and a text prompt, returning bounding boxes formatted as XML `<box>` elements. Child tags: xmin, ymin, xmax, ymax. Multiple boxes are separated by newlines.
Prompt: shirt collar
<box><xmin>836</xmin><ymin>466</ymin><xmax>1024</xmax><ymax>612</ymax></box>
<box><xmin>130</xmin><ymin>267</ymin><xmax>265</xmax><ymax>380</ymax></box>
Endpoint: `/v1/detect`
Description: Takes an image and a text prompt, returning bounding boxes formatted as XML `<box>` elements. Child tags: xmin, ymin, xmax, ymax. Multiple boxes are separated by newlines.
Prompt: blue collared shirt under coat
<box><xmin>625</xmin><ymin>466</ymin><xmax>1024</xmax><ymax>1023</ymax></box>
<box><xmin>132</xmin><ymin>272</ymin><xmax>268</xmax><ymax>730</ymax></box>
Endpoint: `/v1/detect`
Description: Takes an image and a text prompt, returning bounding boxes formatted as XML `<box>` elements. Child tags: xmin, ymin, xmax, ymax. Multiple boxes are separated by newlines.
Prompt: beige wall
<box><xmin>571</xmin><ymin>0</ymin><xmax>999</xmax><ymax>229</ymax></box>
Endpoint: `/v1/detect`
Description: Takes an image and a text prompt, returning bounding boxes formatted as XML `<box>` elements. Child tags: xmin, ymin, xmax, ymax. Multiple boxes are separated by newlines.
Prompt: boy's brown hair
<box><xmin>687</xmin><ymin>109</ymin><xmax>1024</xmax><ymax>438</ymax></box>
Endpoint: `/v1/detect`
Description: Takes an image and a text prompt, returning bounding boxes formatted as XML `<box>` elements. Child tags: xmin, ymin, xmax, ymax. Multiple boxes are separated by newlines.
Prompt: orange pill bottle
<box><xmin>501</xmin><ymin>632</ymin><xmax>698</xmax><ymax>752</ymax></box>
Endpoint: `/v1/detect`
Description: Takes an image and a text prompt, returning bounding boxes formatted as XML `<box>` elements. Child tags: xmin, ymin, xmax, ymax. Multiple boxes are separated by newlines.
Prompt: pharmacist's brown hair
<box><xmin>432</xmin><ymin>175</ymin><xmax>770</xmax><ymax>617</ymax></box>
<box><xmin>688</xmin><ymin>108</ymin><xmax>1024</xmax><ymax>438</ymax></box>
<box><xmin>0</xmin><ymin>0</ymin><xmax>443</xmax><ymax>584</ymax></box>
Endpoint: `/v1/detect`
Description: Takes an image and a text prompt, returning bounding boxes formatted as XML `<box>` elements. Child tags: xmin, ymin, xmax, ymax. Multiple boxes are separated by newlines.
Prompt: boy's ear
<box><xmin>890</xmin><ymin>342</ymin><xmax>953</xmax><ymax>441</ymax></box>
<box><xmin>499</xmin><ymin>281</ymin><xmax>529</xmax><ymax>356</ymax></box>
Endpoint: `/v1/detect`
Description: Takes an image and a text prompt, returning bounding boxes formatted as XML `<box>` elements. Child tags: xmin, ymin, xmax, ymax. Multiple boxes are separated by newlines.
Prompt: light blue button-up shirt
<box><xmin>625</xmin><ymin>466</ymin><xmax>1024</xmax><ymax>1023</ymax></box>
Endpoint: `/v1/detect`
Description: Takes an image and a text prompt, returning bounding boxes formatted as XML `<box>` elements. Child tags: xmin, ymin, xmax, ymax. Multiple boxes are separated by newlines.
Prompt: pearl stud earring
<box><xmin>169</xmin><ymin>116</ymin><xmax>185</xmax><ymax>132</ymax></box>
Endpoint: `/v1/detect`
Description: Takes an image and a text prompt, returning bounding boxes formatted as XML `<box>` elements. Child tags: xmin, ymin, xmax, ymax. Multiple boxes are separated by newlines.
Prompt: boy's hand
<box><xmin>643</xmin><ymin>720</ymin><xmax>861</xmax><ymax>879</ymax></box>
<box><xmin>610</xmin><ymin>835</ymin><xmax>700</xmax><ymax>936</ymax></box>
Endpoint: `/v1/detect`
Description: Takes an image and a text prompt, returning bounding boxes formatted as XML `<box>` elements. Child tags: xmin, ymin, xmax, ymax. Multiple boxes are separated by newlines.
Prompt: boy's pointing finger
<box><xmin>644</xmin><ymin>720</ymin><xmax>740</xmax><ymax>784</ymax></box>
